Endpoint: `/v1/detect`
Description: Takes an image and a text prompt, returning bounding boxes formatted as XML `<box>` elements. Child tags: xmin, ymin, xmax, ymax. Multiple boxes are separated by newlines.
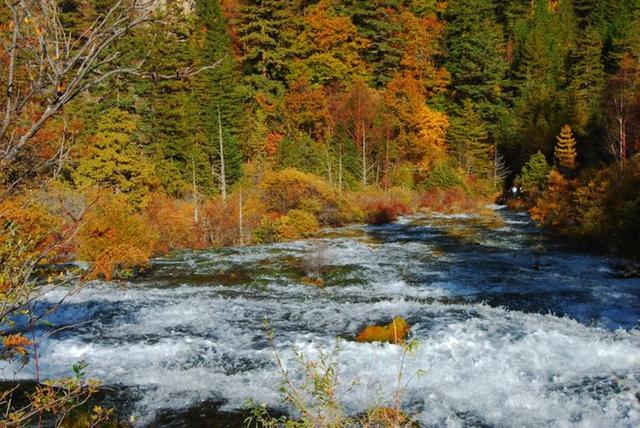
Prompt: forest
<box><xmin>1</xmin><ymin>0</ymin><xmax>640</xmax><ymax>425</ymax></box>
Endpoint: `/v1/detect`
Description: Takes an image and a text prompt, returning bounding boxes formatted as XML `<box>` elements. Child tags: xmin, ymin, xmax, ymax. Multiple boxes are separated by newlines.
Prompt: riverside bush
<box><xmin>77</xmin><ymin>193</ymin><xmax>158</xmax><ymax>279</ymax></box>
<box><xmin>254</xmin><ymin>210</ymin><xmax>320</xmax><ymax>243</ymax></box>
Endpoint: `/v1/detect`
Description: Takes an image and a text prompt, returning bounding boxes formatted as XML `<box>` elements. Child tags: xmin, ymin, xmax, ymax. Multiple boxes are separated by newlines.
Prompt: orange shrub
<box><xmin>145</xmin><ymin>192</ymin><xmax>203</xmax><ymax>252</ymax></box>
<box><xmin>356</xmin><ymin>317</ymin><xmax>410</xmax><ymax>344</ymax></box>
<box><xmin>77</xmin><ymin>191</ymin><xmax>158</xmax><ymax>280</ymax></box>
<box><xmin>419</xmin><ymin>188</ymin><xmax>483</xmax><ymax>212</ymax></box>
<box><xmin>353</xmin><ymin>187</ymin><xmax>415</xmax><ymax>225</ymax></box>
<box><xmin>365</xmin><ymin>202</ymin><xmax>400</xmax><ymax>225</ymax></box>
<box><xmin>0</xmin><ymin>195</ymin><xmax>61</xmax><ymax>288</ymax></box>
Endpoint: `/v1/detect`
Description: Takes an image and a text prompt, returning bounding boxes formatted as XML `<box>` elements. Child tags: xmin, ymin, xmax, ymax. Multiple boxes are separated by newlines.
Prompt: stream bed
<box><xmin>2</xmin><ymin>208</ymin><xmax>640</xmax><ymax>427</ymax></box>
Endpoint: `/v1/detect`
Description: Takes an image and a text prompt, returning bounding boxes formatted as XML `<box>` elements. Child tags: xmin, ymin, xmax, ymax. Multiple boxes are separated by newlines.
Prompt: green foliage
<box><xmin>72</xmin><ymin>108</ymin><xmax>158</xmax><ymax>207</ymax></box>
<box><xmin>515</xmin><ymin>151</ymin><xmax>551</xmax><ymax>194</ymax></box>
<box><xmin>448</xmin><ymin>99</ymin><xmax>492</xmax><ymax>178</ymax></box>
<box><xmin>422</xmin><ymin>162</ymin><xmax>464</xmax><ymax>190</ymax></box>
<box><xmin>445</xmin><ymin>0</ymin><xmax>508</xmax><ymax>121</ymax></box>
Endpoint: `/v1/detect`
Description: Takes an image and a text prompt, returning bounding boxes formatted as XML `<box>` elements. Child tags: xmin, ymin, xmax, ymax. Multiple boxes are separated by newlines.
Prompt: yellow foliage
<box><xmin>415</xmin><ymin>106</ymin><xmax>449</xmax><ymax>171</ymax></box>
<box><xmin>254</xmin><ymin>209</ymin><xmax>320</xmax><ymax>243</ymax></box>
<box><xmin>356</xmin><ymin>317</ymin><xmax>410</xmax><ymax>344</ymax></box>
<box><xmin>260</xmin><ymin>168</ymin><xmax>343</xmax><ymax>225</ymax></box>
<box><xmin>366</xmin><ymin>407</ymin><xmax>413</xmax><ymax>427</ymax></box>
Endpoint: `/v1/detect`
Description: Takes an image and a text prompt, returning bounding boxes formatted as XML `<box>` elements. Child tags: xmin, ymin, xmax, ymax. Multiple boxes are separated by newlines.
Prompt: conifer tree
<box><xmin>554</xmin><ymin>124</ymin><xmax>578</xmax><ymax>170</ymax></box>
<box><xmin>236</xmin><ymin>0</ymin><xmax>302</xmax><ymax>94</ymax></box>
<box><xmin>570</xmin><ymin>26</ymin><xmax>606</xmax><ymax>129</ymax></box>
<box><xmin>341</xmin><ymin>0</ymin><xmax>405</xmax><ymax>87</ymax></box>
<box><xmin>448</xmin><ymin>99</ymin><xmax>491</xmax><ymax>178</ymax></box>
<box><xmin>444</xmin><ymin>0</ymin><xmax>508</xmax><ymax>121</ymax></box>
<box><xmin>515</xmin><ymin>151</ymin><xmax>551</xmax><ymax>194</ymax></box>
<box><xmin>194</xmin><ymin>0</ymin><xmax>245</xmax><ymax>193</ymax></box>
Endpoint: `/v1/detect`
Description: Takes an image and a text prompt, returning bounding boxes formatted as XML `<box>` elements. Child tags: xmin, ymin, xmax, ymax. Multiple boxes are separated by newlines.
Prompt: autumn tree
<box><xmin>0</xmin><ymin>0</ymin><xmax>149</xmax><ymax>196</ymax></box>
<box><xmin>292</xmin><ymin>0</ymin><xmax>370</xmax><ymax>85</ymax></box>
<box><xmin>334</xmin><ymin>80</ymin><xmax>384</xmax><ymax>187</ymax></box>
<box><xmin>73</xmin><ymin>108</ymin><xmax>159</xmax><ymax>207</ymax></box>
<box><xmin>554</xmin><ymin>124</ymin><xmax>578</xmax><ymax>170</ymax></box>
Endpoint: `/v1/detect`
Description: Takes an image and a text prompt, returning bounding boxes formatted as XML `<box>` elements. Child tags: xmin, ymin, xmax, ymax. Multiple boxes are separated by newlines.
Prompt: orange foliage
<box><xmin>2</xmin><ymin>334</ymin><xmax>32</xmax><ymax>358</ymax></box>
<box><xmin>0</xmin><ymin>196</ymin><xmax>61</xmax><ymax>286</ymax></box>
<box><xmin>419</xmin><ymin>188</ymin><xmax>481</xmax><ymax>213</ymax></box>
<box><xmin>283</xmin><ymin>78</ymin><xmax>333</xmax><ymax>143</ymax></box>
<box><xmin>145</xmin><ymin>192</ymin><xmax>203</xmax><ymax>252</ymax></box>
<box><xmin>77</xmin><ymin>192</ymin><xmax>158</xmax><ymax>280</ymax></box>
<box><xmin>367</xmin><ymin>407</ymin><xmax>412</xmax><ymax>427</ymax></box>
<box><xmin>265</xmin><ymin>132</ymin><xmax>284</xmax><ymax>158</ymax></box>
<box><xmin>88</xmin><ymin>244</ymin><xmax>149</xmax><ymax>281</ymax></box>
<box><xmin>356</xmin><ymin>317</ymin><xmax>410</xmax><ymax>344</ymax></box>
<box><xmin>202</xmin><ymin>193</ymin><xmax>248</xmax><ymax>247</ymax></box>
<box><xmin>530</xmin><ymin>170</ymin><xmax>577</xmax><ymax>229</ymax></box>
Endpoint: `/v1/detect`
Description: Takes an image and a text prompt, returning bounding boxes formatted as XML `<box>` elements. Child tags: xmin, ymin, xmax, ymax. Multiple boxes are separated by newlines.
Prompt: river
<box><xmin>3</xmin><ymin>207</ymin><xmax>640</xmax><ymax>427</ymax></box>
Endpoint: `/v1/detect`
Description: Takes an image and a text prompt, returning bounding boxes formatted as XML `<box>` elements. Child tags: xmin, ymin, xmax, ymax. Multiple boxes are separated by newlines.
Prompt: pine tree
<box><xmin>341</xmin><ymin>0</ymin><xmax>405</xmax><ymax>87</ymax></box>
<box><xmin>194</xmin><ymin>0</ymin><xmax>245</xmax><ymax>193</ymax></box>
<box><xmin>236</xmin><ymin>0</ymin><xmax>302</xmax><ymax>94</ymax></box>
<box><xmin>554</xmin><ymin>124</ymin><xmax>578</xmax><ymax>170</ymax></box>
<box><xmin>493</xmin><ymin>147</ymin><xmax>511</xmax><ymax>191</ymax></box>
<box><xmin>444</xmin><ymin>0</ymin><xmax>508</xmax><ymax>121</ymax></box>
<box><xmin>569</xmin><ymin>26</ymin><xmax>605</xmax><ymax>129</ymax></box>
<box><xmin>515</xmin><ymin>151</ymin><xmax>551</xmax><ymax>193</ymax></box>
<box><xmin>448</xmin><ymin>99</ymin><xmax>491</xmax><ymax>178</ymax></box>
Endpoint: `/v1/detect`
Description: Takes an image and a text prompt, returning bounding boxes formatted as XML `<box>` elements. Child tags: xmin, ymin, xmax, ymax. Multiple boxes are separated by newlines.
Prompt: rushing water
<box><xmin>2</xmin><ymin>208</ymin><xmax>640</xmax><ymax>427</ymax></box>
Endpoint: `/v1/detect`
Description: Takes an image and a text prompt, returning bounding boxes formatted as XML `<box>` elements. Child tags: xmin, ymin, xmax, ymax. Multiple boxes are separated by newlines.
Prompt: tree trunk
<box><xmin>192</xmin><ymin>155</ymin><xmax>199</xmax><ymax>224</ymax></box>
<box><xmin>362</xmin><ymin>121</ymin><xmax>367</xmax><ymax>187</ymax></box>
<box><xmin>217</xmin><ymin>105</ymin><xmax>227</xmax><ymax>204</ymax></box>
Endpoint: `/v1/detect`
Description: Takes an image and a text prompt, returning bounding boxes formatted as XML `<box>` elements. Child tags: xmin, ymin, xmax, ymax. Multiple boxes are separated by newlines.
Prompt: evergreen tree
<box><xmin>236</xmin><ymin>0</ymin><xmax>302</xmax><ymax>94</ymax></box>
<box><xmin>569</xmin><ymin>25</ymin><xmax>606</xmax><ymax>130</ymax></box>
<box><xmin>444</xmin><ymin>0</ymin><xmax>508</xmax><ymax>122</ymax></box>
<box><xmin>341</xmin><ymin>0</ymin><xmax>405</xmax><ymax>87</ymax></box>
<box><xmin>193</xmin><ymin>0</ymin><xmax>245</xmax><ymax>193</ymax></box>
<box><xmin>554</xmin><ymin>124</ymin><xmax>578</xmax><ymax>170</ymax></box>
<box><xmin>448</xmin><ymin>99</ymin><xmax>491</xmax><ymax>178</ymax></box>
<box><xmin>515</xmin><ymin>151</ymin><xmax>551</xmax><ymax>193</ymax></box>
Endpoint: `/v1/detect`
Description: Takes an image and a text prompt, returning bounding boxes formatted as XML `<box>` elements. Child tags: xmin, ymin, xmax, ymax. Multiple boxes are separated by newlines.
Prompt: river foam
<box><xmin>2</xmin><ymin>211</ymin><xmax>639</xmax><ymax>426</ymax></box>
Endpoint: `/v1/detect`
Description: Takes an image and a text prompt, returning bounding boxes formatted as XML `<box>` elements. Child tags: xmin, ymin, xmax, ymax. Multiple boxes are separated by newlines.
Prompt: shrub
<box><xmin>356</xmin><ymin>317</ymin><xmax>410</xmax><ymax>344</ymax></box>
<box><xmin>145</xmin><ymin>192</ymin><xmax>202</xmax><ymax>253</ymax></box>
<box><xmin>77</xmin><ymin>192</ymin><xmax>158</xmax><ymax>279</ymax></box>
<box><xmin>0</xmin><ymin>195</ymin><xmax>61</xmax><ymax>288</ymax></box>
<box><xmin>365</xmin><ymin>202</ymin><xmax>400</xmax><ymax>225</ymax></box>
<box><xmin>260</xmin><ymin>168</ymin><xmax>342</xmax><ymax>225</ymax></box>
<box><xmin>254</xmin><ymin>210</ymin><xmax>320</xmax><ymax>243</ymax></box>
<box><xmin>419</xmin><ymin>188</ymin><xmax>483</xmax><ymax>213</ymax></box>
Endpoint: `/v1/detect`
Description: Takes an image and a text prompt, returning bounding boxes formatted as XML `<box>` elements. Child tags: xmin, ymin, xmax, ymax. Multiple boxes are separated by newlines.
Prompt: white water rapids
<box><xmin>2</xmin><ymin>210</ymin><xmax>639</xmax><ymax>427</ymax></box>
